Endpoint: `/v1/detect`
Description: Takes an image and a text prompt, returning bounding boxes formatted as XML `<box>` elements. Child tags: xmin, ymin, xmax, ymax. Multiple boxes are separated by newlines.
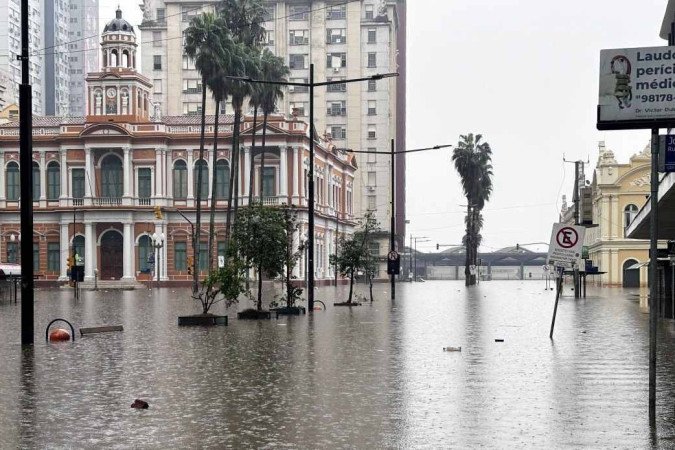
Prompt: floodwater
<box><xmin>0</xmin><ymin>280</ymin><xmax>673</xmax><ymax>448</ymax></box>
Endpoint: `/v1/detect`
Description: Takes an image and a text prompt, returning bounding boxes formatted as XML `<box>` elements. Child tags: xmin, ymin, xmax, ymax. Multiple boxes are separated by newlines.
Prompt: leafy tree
<box><xmin>331</xmin><ymin>213</ymin><xmax>380</xmax><ymax>304</ymax></box>
<box><xmin>232</xmin><ymin>204</ymin><xmax>286</xmax><ymax>310</ymax></box>
<box><xmin>452</xmin><ymin>133</ymin><xmax>493</xmax><ymax>286</ymax></box>
<box><xmin>279</xmin><ymin>205</ymin><xmax>305</xmax><ymax>308</ymax></box>
<box><xmin>194</xmin><ymin>248</ymin><xmax>247</xmax><ymax>314</ymax></box>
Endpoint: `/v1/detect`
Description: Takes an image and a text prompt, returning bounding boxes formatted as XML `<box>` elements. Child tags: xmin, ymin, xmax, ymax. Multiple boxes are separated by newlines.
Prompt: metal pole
<box><xmin>573</xmin><ymin>161</ymin><xmax>580</xmax><ymax>299</ymax></box>
<box><xmin>409</xmin><ymin>233</ymin><xmax>412</xmax><ymax>281</ymax></box>
<box><xmin>20</xmin><ymin>0</ymin><xmax>34</xmax><ymax>345</ymax></box>
<box><xmin>308</xmin><ymin>64</ymin><xmax>315</xmax><ymax>312</ymax></box>
<box><xmin>335</xmin><ymin>210</ymin><xmax>339</xmax><ymax>286</ymax></box>
<box><xmin>414</xmin><ymin>238</ymin><xmax>417</xmax><ymax>282</ymax></box>
<box><xmin>550</xmin><ymin>274</ymin><xmax>562</xmax><ymax>339</ymax></box>
<box><xmin>649</xmin><ymin>127</ymin><xmax>659</xmax><ymax>424</ymax></box>
<box><xmin>390</xmin><ymin>139</ymin><xmax>396</xmax><ymax>299</ymax></box>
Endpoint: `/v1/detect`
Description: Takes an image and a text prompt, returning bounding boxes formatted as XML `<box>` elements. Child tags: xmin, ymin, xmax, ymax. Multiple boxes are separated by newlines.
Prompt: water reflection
<box><xmin>0</xmin><ymin>281</ymin><xmax>673</xmax><ymax>447</ymax></box>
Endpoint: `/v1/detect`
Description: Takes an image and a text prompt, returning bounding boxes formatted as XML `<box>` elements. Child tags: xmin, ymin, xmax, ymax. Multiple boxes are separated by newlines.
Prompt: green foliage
<box><xmin>195</xmin><ymin>250</ymin><xmax>247</xmax><ymax>314</ymax></box>
<box><xmin>452</xmin><ymin>133</ymin><xmax>494</xmax><ymax>286</ymax></box>
<box><xmin>330</xmin><ymin>212</ymin><xmax>380</xmax><ymax>303</ymax></box>
<box><xmin>233</xmin><ymin>205</ymin><xmax>287</xmax><ymax>277</ymax></box>
<box><xmin>280</xmin><ymin>205</ymin><xmax>305</xmax><ymax>307</ymax></box>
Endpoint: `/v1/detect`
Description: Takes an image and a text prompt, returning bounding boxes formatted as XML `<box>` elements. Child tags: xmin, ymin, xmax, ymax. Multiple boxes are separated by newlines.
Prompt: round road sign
<box><xmin>388</xmin><ymin>251</ymin><xmax>399</xmax><ymax>261</ymax></box>
<box><xmin>556</xmin><ymin>227</ymin><xmax>579</xmax><ymax>249</ymax></box>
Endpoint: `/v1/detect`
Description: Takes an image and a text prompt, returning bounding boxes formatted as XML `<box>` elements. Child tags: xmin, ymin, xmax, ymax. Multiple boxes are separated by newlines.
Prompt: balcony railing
<box><xmin>95</xmin><ymin>197</ymin><xmax>122</xmax><ymax>207</ymax></box>
<box><xmin>137</xmin><ymin>197</ymin><xmax>151</xmax><ymax>206</ymax></box>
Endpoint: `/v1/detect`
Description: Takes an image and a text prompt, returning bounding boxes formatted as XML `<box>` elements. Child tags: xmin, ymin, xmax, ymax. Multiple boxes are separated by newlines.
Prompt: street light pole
<box><xmin>152</xmin><ymin>232</ymin><xmax>165</xmax><ymax>289</ymax></box>
<box><xmin>390</xmin><ymin>138</ymin><xmax>396</xmax><ymax>299</ymax></box>
<box><xmin>19</xmin><ymin>0</ymin><xmax>34</xmax><ymax>346</ymax></box>
<box><xmin>308</xmin><ymin>64</ymin><xmax>315</xmax><ymax>311</ymax></box>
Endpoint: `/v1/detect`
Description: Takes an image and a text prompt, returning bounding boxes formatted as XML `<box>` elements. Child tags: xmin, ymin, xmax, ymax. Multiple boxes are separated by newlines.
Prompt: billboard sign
<box><xmin>598</xmin><ymin>46</ymin><xmax>675</xmax><ymax>130</ymax></box>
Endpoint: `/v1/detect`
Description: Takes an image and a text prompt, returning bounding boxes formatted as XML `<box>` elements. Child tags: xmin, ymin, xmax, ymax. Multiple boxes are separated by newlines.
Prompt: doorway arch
<box><xmin>623</xmin><ymin>259</ymin><xmax>640</xmax><ymax>288</ymax></box>
<box><xmin>100</xmin><ymin>230</ymin><xmax>123</xmax><ymax>280</ymax></box>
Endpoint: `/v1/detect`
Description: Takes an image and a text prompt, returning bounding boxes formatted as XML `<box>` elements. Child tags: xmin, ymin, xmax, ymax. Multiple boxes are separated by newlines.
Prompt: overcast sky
<box><xmin>103</xmin><ymin>0</ymin><xmax>668</xmax><ymax>253</ymax></box>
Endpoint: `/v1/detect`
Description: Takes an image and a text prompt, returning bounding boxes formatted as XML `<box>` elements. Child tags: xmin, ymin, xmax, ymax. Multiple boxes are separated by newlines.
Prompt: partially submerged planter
<box><xmin>178</xmin><ymin>314</ymin><xmax>228</xmax><ymax>326</ymax></box>
<box><xmin>237</xmin><ymin>309</ymin><xmax>272</xmax><ymax>320</ymax></box>
<box><xmin>333</xmin><ymin>302</ymin><xmax>361</xmax><ymax>307</ymax></box>
<box><xmin>274</xmin><ymin>306</ymin><xmax>307</xmax><ymax>318</ymax></box>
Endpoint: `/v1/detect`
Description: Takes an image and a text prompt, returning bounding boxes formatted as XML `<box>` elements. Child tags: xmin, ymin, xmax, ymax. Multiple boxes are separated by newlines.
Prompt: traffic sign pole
<box><xmin>390</xmin><ymin>139</ymin><xmax>396</xmax><ymax>300</ymax></box>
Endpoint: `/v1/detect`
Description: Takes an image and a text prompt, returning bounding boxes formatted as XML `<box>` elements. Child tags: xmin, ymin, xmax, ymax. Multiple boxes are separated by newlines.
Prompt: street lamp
<box><xmin>227</xmin><ymin>66</ymin><xmax>398</xmax><ymax>312</ymax></box>
<box><xmin>8</xmin><ymin>233</ymin><xmax>20</xmax><ymax>263</ymax></box>
<box><xmin>151</xmin><ymin>232</ymin><xmax>165</xmax><ymax>288</ymax></box>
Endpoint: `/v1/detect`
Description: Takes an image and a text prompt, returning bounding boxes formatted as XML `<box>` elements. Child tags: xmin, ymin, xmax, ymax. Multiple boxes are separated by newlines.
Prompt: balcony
<box><xmin>95</xmin><ymin>197</ymin><xmax>122</xmax><ymax>207</ymax></box>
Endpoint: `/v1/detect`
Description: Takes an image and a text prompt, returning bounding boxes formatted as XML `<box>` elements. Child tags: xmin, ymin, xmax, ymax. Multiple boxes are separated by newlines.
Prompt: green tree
<box><xmin>232</xmin><ymin>204</ymin><xmax>286</xmax><ymax>310</ymax></box>
<box><xmin>452</xmin><ymin>133</ymin><xmax>493</xmax><ymax>286</ymax></box>
<box><xmin>184</xmin><ymin>11</ymin><xmax>227</xmax><ymax>285</ymax></box>
<box><xmin>279</xmin><ymin>205</ymin><xmax>305</xmax><ymax>308</ymax></box>
<box><xmin>331</xmin><ymin>213</ymin><xmax>380</xmax><ymax>304</ymax></box>
<box><xmin>196</xmin><ymin>249</ymin><xmax>248</xmax><ymax>314</ymax></box>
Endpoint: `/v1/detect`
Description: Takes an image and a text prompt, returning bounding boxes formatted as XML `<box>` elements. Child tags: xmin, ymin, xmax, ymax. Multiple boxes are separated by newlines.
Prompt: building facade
<box><xmin>138</xmin><ymin>0</ymin><xmax>406</xmax><ymax>277</ymax></box>
<box><xmin>583</xmin><ymin>141</ymin><xmax>651</xmax><ymax>287</ymax></box>
<box><xmin>67</xmin><ymin>0</ymin><xmax>100</xmax><ymax>116</ymax></box>
<box><xmin>0</xmin><ymin>9</ymin><xmax>357</xmax><ymax>286</ymax></box>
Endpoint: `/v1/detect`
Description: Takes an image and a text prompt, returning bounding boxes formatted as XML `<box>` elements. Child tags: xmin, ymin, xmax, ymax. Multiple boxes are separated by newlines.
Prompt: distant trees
<box><xmin>452</xmin><ymin>133</ymin><xmax>493</xmax><ymax>286</ymax></box>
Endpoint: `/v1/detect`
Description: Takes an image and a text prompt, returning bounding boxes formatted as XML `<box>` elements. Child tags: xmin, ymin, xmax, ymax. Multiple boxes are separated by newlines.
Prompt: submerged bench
<box><xmin>80</xmin><ymin>325</ymin><xmax>124</xmax><ymax>336</ymax></box>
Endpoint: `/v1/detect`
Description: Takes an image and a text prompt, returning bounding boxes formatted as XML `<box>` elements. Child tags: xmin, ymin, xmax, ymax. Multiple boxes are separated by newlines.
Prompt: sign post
<box><xmin>547</xmin><ymin>223</ymin><xmax>586</xmax><ymax>339</ymax></box>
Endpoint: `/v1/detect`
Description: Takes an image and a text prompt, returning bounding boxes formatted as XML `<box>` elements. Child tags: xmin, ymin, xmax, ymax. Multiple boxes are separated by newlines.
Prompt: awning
<box><xmin>626</xmin><ymin>171</ymin><xmax>675</xmax><ymax>239</ymax></box>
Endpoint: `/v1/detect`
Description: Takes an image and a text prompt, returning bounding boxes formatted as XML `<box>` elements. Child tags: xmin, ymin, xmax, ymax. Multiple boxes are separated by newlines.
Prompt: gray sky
<box><xmin>104</xmin><ymin>0</ymin><xmax>668</xmax><ymax>253</ymax></box>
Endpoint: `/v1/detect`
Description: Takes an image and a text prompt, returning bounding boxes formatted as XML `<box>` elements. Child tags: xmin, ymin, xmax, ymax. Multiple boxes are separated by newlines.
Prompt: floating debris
<box><xmin>131</xmin><ymin>399</ymin><xmax>149</xmax><ymax>409</ymax></box>
<box><xmin>443</xmin><ymin>346</ymin><xmax>461</xmax><ymax>352</ymax></box>
<box><xmin>495</xmin><ymin>339</ymin><xmax>504</xmax><ymax>342</ymax></box>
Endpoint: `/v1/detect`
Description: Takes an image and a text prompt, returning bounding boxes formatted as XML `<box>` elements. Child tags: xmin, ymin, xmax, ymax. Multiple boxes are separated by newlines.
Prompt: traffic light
<box><xmin>66</xmin><ymin>256</ymin><xmax>73</xmax><ymax>270</ymax></box>
<box><xmin>516</xmin><ymin>243</ymin><xmax>520</xmax><ymax>250</ymax></box>
<box><xmin>187</xmin><ymin>256</ymin><xmax>193</xmax><ymax>275</ymax></box>
<box><xmin>154</xmin><ymin>206</ymin><xmax>163</xmax><ymax>219</ymax></box>
<box><xmin>436</xmin><ymin>243</ymin><xmax>439</xmax><ymax>250</ymax></box>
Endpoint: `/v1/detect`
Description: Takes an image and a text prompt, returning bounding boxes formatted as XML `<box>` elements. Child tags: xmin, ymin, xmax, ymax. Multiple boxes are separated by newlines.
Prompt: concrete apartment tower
<box><xmin>139</xmin><ymin>0</ymin><xmax>407</xmax><ymax>277</ymax></box>
<box><xmin>66</xmin><ymin>0</ymin><xmax>100</xmax><ymax>116</ymax></box>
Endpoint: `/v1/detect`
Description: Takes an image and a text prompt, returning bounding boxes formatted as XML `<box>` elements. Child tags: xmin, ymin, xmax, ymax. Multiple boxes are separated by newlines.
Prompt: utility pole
<box><xmin>390</xmin><ymin>139</ymin><xmax>396</xmax><ymax>300</ymax></box>
<box><xmin>19</xmin><ymin>0</ymin><xmax>34</xmax><ymax>345</ymax></box>
<box><xmin>649</xmin><ymin>127</ymin><xmax>659</xmax><ymax>425</ymax></box>
<box><xmin>564</xmin><ymin>156</ymin><xmax>588</xmax><ymax>299</ymax></box>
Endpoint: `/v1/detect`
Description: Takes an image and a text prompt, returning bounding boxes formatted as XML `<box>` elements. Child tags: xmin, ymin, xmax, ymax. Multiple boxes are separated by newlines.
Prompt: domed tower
<box><xmin>86</xmin><ymin>8</ymin><xmax>153</xmax><ymax>123</ymax></box>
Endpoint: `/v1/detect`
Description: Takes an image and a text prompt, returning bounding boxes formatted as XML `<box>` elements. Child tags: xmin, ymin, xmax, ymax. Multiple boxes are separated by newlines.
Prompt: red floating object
<box><xmin>49</xmin><ymin>328</ymin><xmax>71</xmax><ymax>342</ymax></box>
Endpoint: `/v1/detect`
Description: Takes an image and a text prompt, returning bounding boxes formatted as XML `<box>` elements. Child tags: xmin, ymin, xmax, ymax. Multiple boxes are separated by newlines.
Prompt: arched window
<box><xmin>32</xmin><ymin>161</ymin><xmax>40</xmax><ymax>201</ymax></box>
<box><xmin>6</xmin><ymin>162</ymin><xmax>19</xmax><ymax>201</ymax></box>
<box><xmin>110</xmin><ymin>50</ymin><xmax>118</xmax><ymax>67</ymax></box>
<box><xmin>138</xmin><ymin>235</ymin><xmax>152</xmax><ymax>273</ymax></box>
<box><xmin>122</xmin><ymin>50</ymin><xmax>129</xmax><ymax>68</ymax></box>
<box><xmin>173</xmin><ymin>160</ymin><xmax>187</xmax><ymax>199</ymax></box>
<box><xmin>624</xmin><ymin>204</ymin><xmax>639</xmax><ymax>228</ymax></box>
<box><xmin>215</xmin><ymin>159</ymin><xmax>230</xmax><ymax>199</ymax></box>
<box><xmin>193</xmin><ymin>159</ymin><xmax>208</xmax><ymax>200</ymax></box>
<box><xmin>47</xmin><ymin>161</ymin><xmax>60</xmax><ymax>200</ymax></box>
<box><xmin>101</xmin><ymin>154</ymin><xmax>123</xmax><ymax>198</ymax></box>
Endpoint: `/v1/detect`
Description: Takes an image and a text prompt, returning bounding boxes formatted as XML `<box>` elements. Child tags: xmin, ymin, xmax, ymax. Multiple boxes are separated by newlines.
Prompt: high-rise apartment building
<box><xmin>139</xmin><ymin>0</ymin><xmax>407</xmax><ymax>276</ymax></box>
<box><xmin>0</xmin><ymin>0</ymin><xmax>45</xmax><ymax>114</ymax></box>
<box><xmin>0</xmin><ymin>0</ymin><xmax>98</xmax><ymax>116</ymax></box>
<box><xmin>66</xmin><ymin>0</ymin><xmax>100</xmax><ymax>116</ymax></box>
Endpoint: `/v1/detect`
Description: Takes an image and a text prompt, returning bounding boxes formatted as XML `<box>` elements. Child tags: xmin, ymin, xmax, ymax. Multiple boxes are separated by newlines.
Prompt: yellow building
<box><xmin>585</xmin><ymin>141</ymin><xmax>651</xmax><ymax>286</ymax></box>
<box><xmin>0</xmin><ymin>103</ymin><xmax>19</xmax><ymax>124</ymax></box>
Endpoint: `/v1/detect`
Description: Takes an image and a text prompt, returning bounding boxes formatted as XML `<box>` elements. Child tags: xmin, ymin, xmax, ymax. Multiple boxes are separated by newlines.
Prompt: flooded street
<box><xmin>0</xmin><ymin>280</ymin><xmax>674</xmax><ymax>448</ymax></box>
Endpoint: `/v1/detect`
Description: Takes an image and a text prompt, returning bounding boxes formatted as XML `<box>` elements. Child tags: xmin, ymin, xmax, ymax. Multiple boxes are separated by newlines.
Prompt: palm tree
<box><xmin>452</xmin><ymin>133</ymin><xmax>493</xmax><ymax>286</ymax></box>
<box><xmin>184</xmin><ymin>12</ymin><xmax>227</xmax><ymax>287</ymax></box>
<box><xmin>247</xmin><ymin>77</ymin><xmax>263</xmax><ymax>206</ymax></box>
<box><xmin>257</xmin><ymin>49</ymin><xmax>289</xmax><ymax>200</ymax></box>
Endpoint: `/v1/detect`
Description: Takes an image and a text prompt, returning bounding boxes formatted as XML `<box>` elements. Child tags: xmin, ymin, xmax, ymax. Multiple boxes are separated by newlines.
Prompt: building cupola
<box><xmin>101</xmin><ymin>8</ymin><xmax>138</xmax><ymax>71</ymax></box>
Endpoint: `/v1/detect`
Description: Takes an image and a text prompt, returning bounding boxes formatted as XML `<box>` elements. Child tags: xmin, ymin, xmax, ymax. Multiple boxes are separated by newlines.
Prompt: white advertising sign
<box><xmin>218</xmin><ymin>255</ymin><xmax>225</xmax><ymax>268</ymax></box>
<box><xmin>598</xmin><ymin>46</ymin><xmax>675</xmax><ymax>127</ymax></box>
<box><xmin>547</xmin><ymin>223</ymin><xmax>586</xmax><ymax>268</ymax></box>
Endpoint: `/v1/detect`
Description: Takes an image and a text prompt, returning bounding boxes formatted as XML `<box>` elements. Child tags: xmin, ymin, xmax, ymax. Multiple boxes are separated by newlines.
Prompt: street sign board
<box><xmin>659</xmin><ymin>135</ymin><xmax>675</xmax><ymax>172</ymax></box>
<box><xmin>547</xmin><ymin>223</ymin><xmax>586</xmax><ymax>267</ymax></box>
<box><xmin>597</xmin><ymin>46</ymin><xmax>675</xmax><ymax>130</ymax></box>
<box><xmin>387</xmin><ymin>251</ymin><xmax>400</xmax><ymax>275</ymax></box>
<box><xmin>218</xmin><ymin>255</ymin><xmax>225</xmax><ymax>268</ymax></box>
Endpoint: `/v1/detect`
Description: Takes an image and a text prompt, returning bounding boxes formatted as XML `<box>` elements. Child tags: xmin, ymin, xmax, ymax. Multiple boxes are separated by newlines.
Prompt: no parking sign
<box><xmin>547</xmin><ymin>223</ymin><xmax>585</xmax><ymax>268</ymax></box>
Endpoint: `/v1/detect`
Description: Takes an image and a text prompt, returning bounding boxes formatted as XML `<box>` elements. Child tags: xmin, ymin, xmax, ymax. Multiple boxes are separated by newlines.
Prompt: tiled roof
<box><xmin>163</xmin><ymin>115</ymin><xmax>236</xmax><ymax>125</ymax></box>
<box><xmin>0</xmin><ymin>116</ymin><xmax>86</xmax><ymax>127</ymax></box>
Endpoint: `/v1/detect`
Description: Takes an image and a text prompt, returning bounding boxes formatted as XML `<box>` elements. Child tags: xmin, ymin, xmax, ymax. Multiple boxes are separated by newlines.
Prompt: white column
<box><xmin>39</xmin><ymin>152</ymin><xmax>47</xmax><ymax>202</ymax></box>
<box><xmin>123</xmin><ymin>146</ymin><xmax>131</xmax><ymax>199</ymax></box>
<box><xmin>84</xmin><ymin>147</ymin><xmax>93</xmax><ymax>204</ymax></box>
<box><xmin>84</xmin><ymin>222</ymin><xmax>94</xmax><ymax>281</ymax></box>
<box><xmin>243</xmin><ymin>147</ymin><xmax>251</xmax><ymax>203</ymax></box>
<box><xmin>187</xmin><ymin>150</ymin><xmax>194</xmax><ymax>202</ymax></box>
<box><xmin>292</xmin><ymin>147</ymin><xmax>299</xmax><ymax>203</ymax></box>
<box><xmin>59</xmin><ymin>148</ymin><xmax>67</xmax><ymax>202</ymax></box>
<box><xmin>0</xmin><ymin>150</ymin><xmax>6</xmax><ymax>204</ymax></box>
<box><xmin>59</xmin><ymin>222</ymin><xmax>69</xmax><ymax>280</ymax></box>
<box><xmin>155</xmin><ymin>147</ymin><xmax>164</xmax><ymax>199</ymax></box>
<box><xmin>166</xmin><ymin>150</ymin><xmax>173</xmax><ymax>199</ymax></box>
<box><xmin>279</xmin><ymin>147</ymin><xmax>288</xmax><ymax>199</ymax></box>
<box><xmin>123</xmin><ymin>222</ymin><xmax>133</xmax><ymax>280</ymax></box>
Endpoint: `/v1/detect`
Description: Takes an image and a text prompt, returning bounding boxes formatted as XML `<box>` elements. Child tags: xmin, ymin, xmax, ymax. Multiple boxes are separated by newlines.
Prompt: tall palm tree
<box><xmin>257</xmin><ymin>49</ymin><xmax>289</xmax><ymax>200</ymax></box>
<box><xmin>247</xmin><ymin>76</ymin><xmax>263</xmax><ymax>206</ymax></box>
<box><xmin>452</xmin><ymin>133</ymin><xmax>493</xmax><ymax>286</ymax></box>
<box><xmin>184</xmin><ymin>12</ymin><xmax>227</xmax><ymax>287</ymax></box>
